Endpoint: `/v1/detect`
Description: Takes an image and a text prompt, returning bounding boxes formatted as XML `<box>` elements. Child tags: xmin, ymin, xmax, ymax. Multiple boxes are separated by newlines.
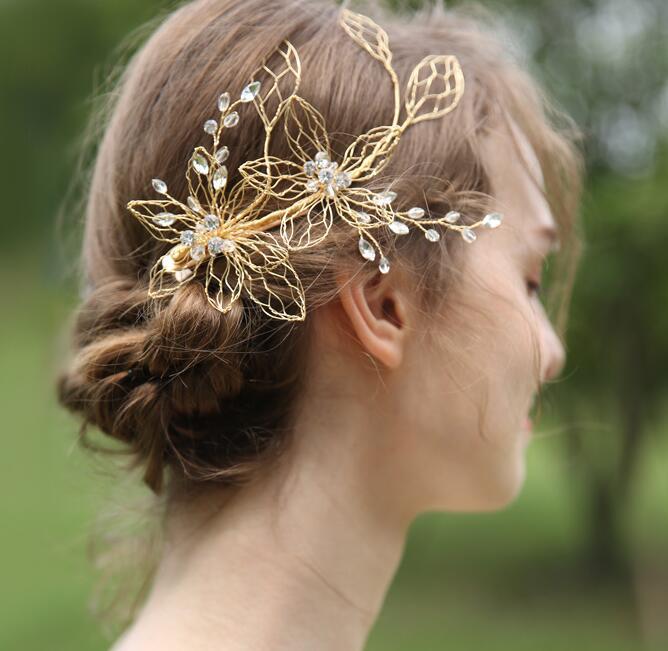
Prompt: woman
<box><xmin>57</xmin><ymin>0</ymin><xmax>584</xmax><ymax>648</ymax></box>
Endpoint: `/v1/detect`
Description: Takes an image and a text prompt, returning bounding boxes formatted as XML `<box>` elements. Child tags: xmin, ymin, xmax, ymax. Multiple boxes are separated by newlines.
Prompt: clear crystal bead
<box><xmin>203</xmin><ymin>119</ymin><xmax>218</xmax><ymax>135</ymax></box>
<box><xmin>210</xmin><ymin>238</ymin><xmax>235</xmax><ymax>254</ymax></box>
<box><xmin>190</xmin><ymin>244</ymin><xmax>206</xmax><ymax>260</ymax></box>
<box><xmin>358</xmin><ymin>237</ymin><xmax>375</xmax><ymax>261</ymax></box>
<box><xmin>316</xmin><ymin>160</ymin><xmax>330</xmax><ymax>171</ymax></box>
<box><xmin>187</xmin><ymin>195</ymin><xmax>202</xmax><ymax>213</ymax></box>
<box><xmin>306</xmin><ymin>179</ymin><xmax>319</xmax><ymax>193</ymax></box>
<box><xmin>315</xmin><ymin>150</ymin><xmax>329</xmax><ymax>162</ymax></box>
<box><xmin>334</xmin><ymin>172</ymin><xmax>351</xmax><ymax>189</ymax></box>
<box><xmin>213</xmin><ymin>165</ymin><xmax>228</xmax><ymax>190</ymax></box>
<box><xmin>223</xmin><ymin>111</ymin><xmax>239</xmax><ymax>128</ymax></box>
<box><xmin>152</xmin><ymin>212</ymin><xmax>176</xmax><ymax>227</ymax></box>
<box><xmin>215</xmin><ymin>146</ymin><xmax>229</xmax><ymax>163</ymax></box>
<box><xmin>461</xmin><ymin>228</ymin><xmax>477</xmax><ymax>243</ymax></box>
<box><xmin>195</xmin><ymin>222</ymin><xmax>207</xmax><ymax>234</ymax></box>
<box><xmin>203</xmin><ymin>214</ymin><xmax>220</xmax><ymax>230</ymax></box>
<box><xmin>152</xmin><ymin>178</ymin><xmax>168</xmax><ymax>194</ymax></box>
<box><xmin>445</xmin><ymin>210</ymin><xmax>460</xmax><ymax>223</ymax></box>
<box><xmin>388</xmin><ymin>220</ymin><xmax>409</xmax><ymax>235</ymax></box>
<box><xmin>482</xmin><ymin>211</ymin><xmax>503</xmax><ymax>228</ymax></box>
<box><xmin>207</xmin><ymin>237</ymin><xmax>224</xmax><ymax>255</ymax></box>
<box><xmin>180</xmin><ymin>230</ymin><xmax>195</xmax><ymax>246</ymax></box>
<box><xmin>373</xmin><ymin>190</ymin><xmax>397</xmax><ymax>206</ymax></box>
<box><xmin>303</xmin><ymin>160</ymin><xmax>316</xmax><ymax>176</ymax></box>
<box><xmin>218</xmin><ymin>92</ymin><xmax>230</xmax><ymax>112</ymax></box>
<box><xmin>356</xmin><ymin>211</ymin><xmax>371</xmax><ymax>224</ymax></box>
<box><xmin>318</xmin><ymin>168</ymin><xmax>334</xmax><ymax>184</ymax></box>
<box><xmin>192</xmin><ymin>153</ymin><xmax>209</xmax><ymax>175</ymax></box>
<box><xmin>174</xmin><ymin>269</ymin><xmax>193</xmax><ymax>282</ymax></box>
<box><xmin>378</xmin><ymin>256</ymin><xmax>390</xmax><ymax>274</ymax></box>
<box><xmin>240</xmin><ymin>80</ymin><xmax>261</xmax><ymax>102</ymax></box>
<box><xmin>425</xmin><ymin>228</ymin><xmax>440</xmax><ymax>242</ymax></box>
<box><xmin>407</xmin><ymin>207</ymin><xmax>425</xmax><ymax>219</ymax></box>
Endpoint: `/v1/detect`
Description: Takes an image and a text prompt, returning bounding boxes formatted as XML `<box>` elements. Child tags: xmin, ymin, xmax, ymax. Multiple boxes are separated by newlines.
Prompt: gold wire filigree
<box><xmin>126</xmin><ymin>8</ymin><xmax>503</xmax><ymax>321</ymax></box>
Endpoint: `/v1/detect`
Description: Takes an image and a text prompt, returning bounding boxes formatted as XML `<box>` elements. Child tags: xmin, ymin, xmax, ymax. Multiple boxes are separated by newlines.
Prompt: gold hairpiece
<box><xmin>127</xmin><ymin>8</ymin><xmax>503</xmax><ymax>321</ymax></box>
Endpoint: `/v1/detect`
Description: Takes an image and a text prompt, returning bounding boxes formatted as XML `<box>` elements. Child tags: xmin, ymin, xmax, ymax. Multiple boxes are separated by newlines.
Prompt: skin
<box><xmin>112</xmin><ymin>121</ymin><xmax>566</xmax><ymax>651</ymax></box>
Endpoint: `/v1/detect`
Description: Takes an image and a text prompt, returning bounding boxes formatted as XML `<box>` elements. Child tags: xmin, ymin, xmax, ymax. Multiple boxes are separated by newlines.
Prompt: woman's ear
<box><xmin>337</xmin><ymin>271</ymin><xmax>409</xmax><ymax>369</ymax></box>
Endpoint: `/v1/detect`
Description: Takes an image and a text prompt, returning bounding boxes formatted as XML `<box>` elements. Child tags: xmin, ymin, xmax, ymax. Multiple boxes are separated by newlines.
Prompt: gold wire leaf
<box><xmin>234</xmin><ymin>230</ymin><xmax>292</xmax><ymax>272</ymax></box>
<box><xmin>234</xmin><ymin>232</ymin><xmax>306</xmax><ymax>320</ymax></box>
<box><xmin>339</xmin><ymin>8</ymin><xmax>393</xmax><ymax>68</ymax></box>
<box><xmin>205</xmin><ymin>253</ymin><xmax>244</xmax><ymax>313</ymax></box>
<box><xmin>250</xmin><ymin>40</ymin><xmax>302</xmax><ymax>130</ymax></box>
<box><xmin>404</xmin><ymin>54</ymin><xmax>465</xmax><ymax>124</ymax></box>
<box><xmin>127</xmin><ymin>199</ymin><xmax>198</xmax><ymax>243</ymax></box>
<box><xmin>237</xmin><ymin>155</ymin><xmax>311</xmax><ymax>202</ymax></box>
<box><xmin>283</xmin><ymin>96</ymin><xmax>330</xmax><ymax>162</ymax></box>
<box><xmin>340</xmin><ymin>124</ymin><xmax>402</xmax><ymax>181</ymax></box>
<box><xmin>280</xmin><ymin>195</ymin><xmax>334</xmax><ymax>250</ymax></box>
<box><xmin>243</xmin><ymin>259</ymin><xmax>306</xmax><ymax>320</ymax></box>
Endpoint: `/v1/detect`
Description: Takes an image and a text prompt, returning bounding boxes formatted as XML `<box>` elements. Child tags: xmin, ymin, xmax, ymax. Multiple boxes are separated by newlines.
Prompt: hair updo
<box><xmin>57</xmin><ymin>0</ymin><xmax>583</xmax><ymax>498</ymax></box>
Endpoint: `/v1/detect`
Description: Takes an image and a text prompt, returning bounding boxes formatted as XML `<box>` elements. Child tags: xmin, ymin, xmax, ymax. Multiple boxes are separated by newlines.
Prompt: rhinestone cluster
<box><xmin>303</xmin><ymin>151</ymin><xmax>352</xmax><ymax>197</ymax></box>
<box><xmin>149</xmin><ymin>80</ymin><xmax>262</xmax><ymax>268</ymax></box>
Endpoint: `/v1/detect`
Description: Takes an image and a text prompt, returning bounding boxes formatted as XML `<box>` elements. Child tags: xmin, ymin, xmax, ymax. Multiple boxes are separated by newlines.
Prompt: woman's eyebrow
<box><xmin>535</xmin><ymin>224</ymin><xmax>561</xmax><ymax>253</ymax></box>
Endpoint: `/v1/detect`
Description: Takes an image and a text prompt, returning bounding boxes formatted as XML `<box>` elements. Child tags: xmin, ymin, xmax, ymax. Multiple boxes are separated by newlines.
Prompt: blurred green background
<box><xmin>1</xmin><ymin>0</ymin><xmax>666</xmax><ymax>649</ymax></box>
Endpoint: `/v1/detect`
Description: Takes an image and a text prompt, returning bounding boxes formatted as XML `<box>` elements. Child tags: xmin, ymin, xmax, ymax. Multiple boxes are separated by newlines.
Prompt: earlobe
<box><xmin>338</xmin><ymin>273</ymin><xmax>407</xmax><ymax>369</ymax></box>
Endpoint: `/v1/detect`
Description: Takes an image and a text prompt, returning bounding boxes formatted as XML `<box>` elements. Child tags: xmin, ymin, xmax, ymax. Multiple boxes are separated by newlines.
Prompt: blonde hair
<box><xmin>56</xmin><ymin>0</ymin><xmax>583</xmax><ymax>630</ymax></box>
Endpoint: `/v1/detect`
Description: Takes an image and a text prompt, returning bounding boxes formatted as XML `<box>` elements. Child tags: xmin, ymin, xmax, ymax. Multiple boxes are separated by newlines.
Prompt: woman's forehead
<box><xmin>484</xmin><ymin>118</ymin><xmax>558</xmax><ymax>243</ymax></box>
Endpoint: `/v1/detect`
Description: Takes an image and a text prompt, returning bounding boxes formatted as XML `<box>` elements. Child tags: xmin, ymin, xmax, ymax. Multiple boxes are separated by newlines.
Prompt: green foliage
<box><xmin>0</xmin><ymin>0</ymin><xmax>168</xmax><ymax>248</ymax></box>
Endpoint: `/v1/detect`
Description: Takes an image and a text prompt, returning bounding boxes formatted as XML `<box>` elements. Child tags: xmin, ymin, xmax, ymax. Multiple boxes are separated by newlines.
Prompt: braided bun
<box><xmin>58</xmin><ymin>279</ymin><xmax>301</xmax><ymax>494</ymax></box>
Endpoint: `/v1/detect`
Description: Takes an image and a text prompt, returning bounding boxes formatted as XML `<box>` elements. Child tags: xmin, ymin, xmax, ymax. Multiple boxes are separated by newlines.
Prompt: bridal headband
<box><xmin>126</xmin><ymin>8</ymin><xmax>504</xmax><ymax>321</ymax></box>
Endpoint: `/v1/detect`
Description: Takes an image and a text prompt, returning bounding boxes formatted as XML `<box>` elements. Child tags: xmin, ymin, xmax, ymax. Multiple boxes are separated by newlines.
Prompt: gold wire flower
<box><xmin>127</xmin><ymin>8</ymin><xmax>503</xmax><ymax>321</ymax></box>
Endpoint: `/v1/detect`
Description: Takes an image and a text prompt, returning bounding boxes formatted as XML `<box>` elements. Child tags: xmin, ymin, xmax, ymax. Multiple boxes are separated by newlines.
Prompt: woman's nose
<box><xmin>542</xmin><ymin>323</ymin><xmax>566</xmax><ymax>383</ymax></box>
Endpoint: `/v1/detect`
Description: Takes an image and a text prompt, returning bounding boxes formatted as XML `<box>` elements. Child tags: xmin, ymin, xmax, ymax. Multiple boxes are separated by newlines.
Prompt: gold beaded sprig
<box><xmin>127</xmin><ymin>8</ymin><xmax>503</xmax><ymax>321</ymax></box>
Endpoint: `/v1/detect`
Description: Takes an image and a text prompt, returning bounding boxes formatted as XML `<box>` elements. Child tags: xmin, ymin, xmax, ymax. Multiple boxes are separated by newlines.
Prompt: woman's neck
<box><xmin>114</xmin><ymin>401</ymin><xmax>411</xmax><ymax>651</ymax></box>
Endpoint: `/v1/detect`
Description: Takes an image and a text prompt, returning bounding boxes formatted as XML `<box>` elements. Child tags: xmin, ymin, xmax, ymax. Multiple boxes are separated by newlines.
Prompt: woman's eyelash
<box><xmin>527</xmin><ymin>279</ymin><xmax>542</xmax><ymax>297</ymax></box>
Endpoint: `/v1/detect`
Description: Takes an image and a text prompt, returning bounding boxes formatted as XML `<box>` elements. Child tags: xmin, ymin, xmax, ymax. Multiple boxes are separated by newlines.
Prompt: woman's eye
<box><xmin>527</xmin><ymin>279</ymin><xmax>542</xmax><ymax>298</ymax></box>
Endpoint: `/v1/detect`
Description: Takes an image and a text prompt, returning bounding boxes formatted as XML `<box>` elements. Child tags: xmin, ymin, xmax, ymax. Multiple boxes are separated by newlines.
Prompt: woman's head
<box><xmin>57</xmin><ymin>0</ymin><xmax>583</xmax><ymax>515</ymax></box>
